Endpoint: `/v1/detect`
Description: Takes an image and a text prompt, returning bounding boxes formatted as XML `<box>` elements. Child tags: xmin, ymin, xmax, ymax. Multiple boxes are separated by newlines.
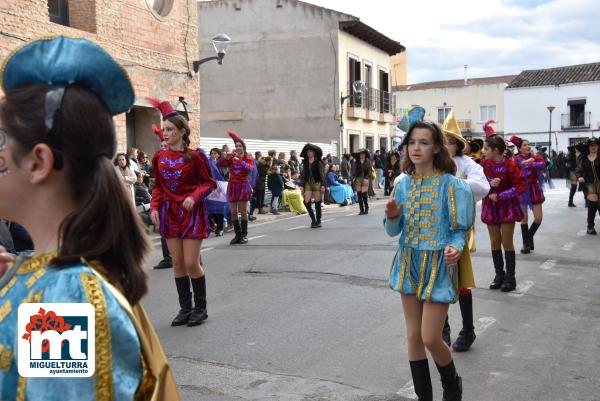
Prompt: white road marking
<box><xmin>247</xmin><ymin>235</ymin><xmax>266</xmax><ymax>241</ymax></box>
<box><xmin>475</xmin><ymin>316</ymin><xmax>497</xmax><ymax>336</ymax></box>
<box><xmin>577</xmin><ymin>230</ymin><xmax>587</xmax><ymax>237</ymax></box>
<box><xmin>539</xmin><ymin>259</ymin><xmax>557</xmax><ymax>270</ymax></box>
<box><xmin>397</xmin><ymin>380</ymin><xmax>418</xmax><ymax>399</ymax></box>
<box><xmin>561</xmin><ymin>242</ymin><xmax>575</xmax><ymax>251</ymax></box>
<box><xmin>286</xmin><ymin>226</ymin><xmax>306</xmax><ymax>231</ymax></box>
<box><xmin>202</xmin><ymin>247</ymin><xmax>214</xmax><ymax>252</ymax></box>
<box><xmin>321</xmin><ymin>218</ymin><xmax>334</xmax><ymax>223</ymax></box>
<box><xmin>345</xmin><ymin>213</ymin><xmax>357</xmax><ymax>217</ymax></box>
<box><xmin>508</xmin><ymin>280</ymin><xmax>535</xmax><ymax>297</ymax></box>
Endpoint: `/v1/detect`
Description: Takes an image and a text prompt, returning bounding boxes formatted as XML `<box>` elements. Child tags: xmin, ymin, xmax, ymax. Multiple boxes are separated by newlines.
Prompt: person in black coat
<box><xmin>267</xmin><ymin>165</ymin><xmax>284</xmax><ymax>215</ymax></box>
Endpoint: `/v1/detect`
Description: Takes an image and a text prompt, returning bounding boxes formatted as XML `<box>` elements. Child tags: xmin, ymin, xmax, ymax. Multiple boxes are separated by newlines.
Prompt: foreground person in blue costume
<box><xmin>0</xmin><ymin>36</ymin><xmax>178</xmax><ymax>400</ymax></box>
<box><xmin>384</xmin><ymin>121</ymin><xmax>473</xmax><ymax>401</ymax></box>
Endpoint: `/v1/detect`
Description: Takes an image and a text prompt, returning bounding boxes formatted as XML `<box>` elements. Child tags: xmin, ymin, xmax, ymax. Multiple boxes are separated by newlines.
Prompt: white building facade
<box><xmin>505</xmin><ymin>62</ymin><xmax>600</xmax><ymax>152</ymax></box>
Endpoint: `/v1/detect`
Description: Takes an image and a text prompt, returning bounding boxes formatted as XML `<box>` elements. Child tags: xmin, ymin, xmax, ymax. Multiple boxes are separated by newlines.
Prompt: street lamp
<box><xmin>547</xmin><ymin>106</ymin><xmax>555</xmax><ymax>153</ymax></box>
<box><xmin>339</xmin><ymin>80</ymin><xmax>364</xmax><ymax>153</ymax></box>
<box><xmin>192</xmin><ymin>33</ymin><xmax>232</xmax><ymax>73</ymax></box>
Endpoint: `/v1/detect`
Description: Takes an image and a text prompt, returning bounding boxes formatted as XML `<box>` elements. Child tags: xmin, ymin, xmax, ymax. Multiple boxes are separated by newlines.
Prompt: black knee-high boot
<box><xmin>315</xmin><ymin>201</ymin><xmax>322</xmax><ymax>227</ymax></box>
<box><xmin>588</xmin><ymin>202</ymin><xmax>598</xmax><ymax>235</ymax></box>
<box><xmin>453</xmin><ymin>291</ymin><xmax>476</xmax><ymax>352</ymax></box>
<box><xmin>409</xmin><ymin>359</ymin><xmax>433</xmax><ymax>401</ymax></box>
<box><xmin>442</xmin><ymin>316</ymin><xmax>451</xmax><ymax>347</ymax></box>
<box><xmin>230</xmin><ymin>220</ymin><xmax>241</xmax><ymax>245</ymax></box>
<box><xmin>362</xmin><ymin>192</ymin><xmax>369</xmax><ymax>214</ymax></box>
<box><xmin>436</xmin><ymin>360</ymin><xmax>462</xmax><ymax>401</ymax></box>
<box><xmin>501</xmin><ymin>250</ymin><xmax>517</xmax><ymax>292</ymax></box>
<box><xmin>519</xmin><ymin>223</ymin><xmax>531</xmax><ymax>254</ymax></box>
<box><xmin>239</xmin><ymin>220</ymin><xmax>249</xmax><ymax>244</ymax></box>
<box><xmin>172</xmin><ymin>276</ymin><xmax>192</xmax><ymax>326</ymax></box>
<box><xmin>489</xmin><ymin>250</ymin><xmax>505</xmax><ymax>290</ymax></box>
<box><xmin>528</xmin><ymin>222</ymin><xmax>540</xmax><ymax>250</ymax></box>
<box><xmin>188</xmin><ymin>276</ymin><xmax>208</xmax><ymax>326</ymax></box>
<box><xmin>569</xmin><ymin>184</ymin><xmax>577</xmax><ymax>206</ymax></box>
<box><xmin>305</xmin><ymin>202</ymin><xmax>316</xmax><ymax>227</ymax></box>
<box><xmin>357</xmin><ymin>192</ymin><xmax>365</xmax><ymax>215</ymax></box>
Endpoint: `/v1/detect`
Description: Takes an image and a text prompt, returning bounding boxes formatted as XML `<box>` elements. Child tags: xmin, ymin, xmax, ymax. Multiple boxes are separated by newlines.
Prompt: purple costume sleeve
<box><xmin>498</xmin><ymin>187</ymin><xmax>517</xmax><ymax>200</ymax></box>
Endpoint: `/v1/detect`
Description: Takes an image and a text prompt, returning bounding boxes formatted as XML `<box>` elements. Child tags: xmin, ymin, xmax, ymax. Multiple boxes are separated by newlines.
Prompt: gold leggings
<box><xmin>487</xmin><ymin>223</ymin><xmax>515</xmax><ymax>251</ymax></box>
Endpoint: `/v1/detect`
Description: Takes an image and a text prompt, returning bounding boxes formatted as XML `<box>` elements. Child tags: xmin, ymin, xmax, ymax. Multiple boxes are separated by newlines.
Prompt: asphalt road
<box><xmin>141</xmin><ymin>187</ymin><xmax>600</xmax><ymax>401</ymax></box>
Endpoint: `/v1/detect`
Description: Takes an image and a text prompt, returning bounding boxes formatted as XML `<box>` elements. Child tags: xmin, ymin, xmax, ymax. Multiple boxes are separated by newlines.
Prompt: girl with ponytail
<box><xmin>147</xmin><ymin>97</ymin><xmax>217</xmax><ymax>327</ymax></box>
<box><xmin>0</xmin><ymin>37</ymin><xmax>179</xmax><ymax>400</ymax></box>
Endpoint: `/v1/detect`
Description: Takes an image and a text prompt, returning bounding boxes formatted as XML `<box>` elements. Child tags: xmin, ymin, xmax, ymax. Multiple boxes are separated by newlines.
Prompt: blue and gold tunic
<box><xmin>384</xmin><ymin>174</ymin><xmax>474</xmax><ymax>303</ymax></box>
<box><xmin>0</xmin><ymin>252</ymin><xmax>153</xmax><ymax>401</ymax></box>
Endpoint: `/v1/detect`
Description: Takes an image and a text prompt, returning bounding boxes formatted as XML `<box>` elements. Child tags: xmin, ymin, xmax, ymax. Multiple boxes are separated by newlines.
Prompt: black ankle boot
<box><xmin>453</xmin><ymin>291</ymin><xmax>476</xmax><ymax>352</ymax></box>
<box><xmin>315</xmin><ymin>201</ymin><xmax>322</xmax><ymax>227</ymax></box>
<box><xmin>172</xmin><ymin>276</ymin><xmax>192</xmax><ymax>326</ymax></box>
<box><xmin>305</xmin><ymin>202</ymin><xmax>316</xmax><ymax>227</ymax></box>
<box><xmin>188</xmin><ymin>276</ymin><xmax>208</xmax><ymax>326</ymax></box>
<box><xmin>490</xmin><ymin>250</ymin><xmax>505</xmax><ymax>290</ymax></box>
<box><xmin>520</xmin><ymin>224</ymin><xmax>531</xmax><ymax>254</ymax></box>
<box><xmin>442</xmin><ymin>316</ymin><xmax>451</xmax><ymax>347</ymax></box>
<box><xmin>362</xmin><ymin>192</ymin><xmax>369</xmax><ymax>214</ymax></box>
<box><xmin>436</xmin><ymin>360</ymin><xmax>462</xmax><ymax>401</ymax></box>
<box><xmin>230</xmin><ymin>220</ymin><xmax>241</xmax><ymax>245</ymax></box>
<box><xmin>357</xmin><ymin>192</ymin><xmax>365</xmax><ymax>215</ymax></box>
<box><xmin>501</xmin><ymin>250</ymin><xmax>517</xmax><ymax>292</ymax></box>
<box><xmin>528</xmin><ymin>222</ymin><xmax>540</xmax><ymax>250</ymax></box>
<box><xmin>409</xmin><ymin>359</ymin><xmax>433</xmax><ymax>401</ymax></box>
<box><xmin>239</xmin><ymin>220</ymin><xmax>249</xmax><ymax>244</ymax></box>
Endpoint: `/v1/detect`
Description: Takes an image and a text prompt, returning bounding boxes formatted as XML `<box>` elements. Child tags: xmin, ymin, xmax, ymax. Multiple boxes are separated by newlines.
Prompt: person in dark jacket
<box><xmin>299</xmin><ymin>143</ymin><xmax>325</xmax><ymax>228</ymax></box>
<box><xmin>576</xmin><ymin>138</ymin><xmax>600</xmax><ymax>234</ymax></box>
<box><xmin>384</xmin><ymin>151</ymin><xmax>401</xmax><ymax>196</ymax></box>
<box><xmin>352</xmin><ymin>148</ymin><xmax>372</xmax><ymax>215</ymax></box>
<box><xmin>134</xmin><ymin>172</ymin><xmax>152</xmax><ymax>207</ymax></box>
<box><xmin>267</xmin><ymin>165</ymin><xmax>284</xmax><ymax>215</ymax></box>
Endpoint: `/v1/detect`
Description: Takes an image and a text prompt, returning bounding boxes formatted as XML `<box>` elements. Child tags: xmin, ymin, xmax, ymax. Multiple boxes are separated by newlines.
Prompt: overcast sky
<box><xmin>306</xmin><ymin>0</ymin><xmax>600</xmax><ymax>84</ymax></box>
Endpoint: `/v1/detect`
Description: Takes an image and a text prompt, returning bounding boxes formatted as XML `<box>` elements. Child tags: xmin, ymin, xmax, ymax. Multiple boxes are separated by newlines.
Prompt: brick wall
<box><xmin>0</xmin><ymin>0</ymin><xmax>201</xmax><ymax>150</ymax></box>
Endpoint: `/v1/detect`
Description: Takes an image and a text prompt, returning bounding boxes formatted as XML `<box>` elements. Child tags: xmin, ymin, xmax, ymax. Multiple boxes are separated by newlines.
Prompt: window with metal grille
<box><xmin>48</xmin><ymin>0</ymin><xmax>69</xmax><ymax>26</ymax></box>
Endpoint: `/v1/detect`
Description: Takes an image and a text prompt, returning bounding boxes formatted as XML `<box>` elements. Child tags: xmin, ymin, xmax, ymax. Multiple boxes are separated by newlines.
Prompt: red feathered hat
<box><xmin>152</xmin><ymin>124</ymin><xmax>164</xmax><ymax>141</ymax></box>
<box><xmin>146</xmin><ymin>96</ymin><xmax>178</xmax><ymax>120</ymax></box>
<box><xmin>483</xmin><ymin>120</ymin><xmax>496</xmax><ymax>137</ymax></box>
<box><xmin>508</xmin><ymin>135</ymin><xmax>523</xmax><ymax>148</ymax></box>
<box><xmin>227</xmin><ymin>130</ymin><xmax>246</xmax><ymax>150</ymax></box>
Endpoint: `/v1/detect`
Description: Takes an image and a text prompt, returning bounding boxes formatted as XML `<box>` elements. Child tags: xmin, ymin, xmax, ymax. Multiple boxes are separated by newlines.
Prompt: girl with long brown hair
<box><xmin>299</xmin><ymin>143</ymin><xmax>325</xmax><ymax>228</ymax></box>
<box><xmin>385</xmin><ymin>121</ymin><xmax>473</xmax><ymax>401</ymax></box>
<box><xmin>217</xmin><ymin>131</ymin><xmax>255</xmax><ymax>243</ymax></box>
<box><xmin>352</xmin><ymin>148</ymin><xmax>372</xmax><ymax>215</ymax></box>
<box><xmin>149</xmin><ymin>98</ymin><xmax>217</xmax><ymax>327</ymax></box>
<box><xmin>0</xmin><ymin>36</ymin><xmax>178</xmax><ymax>400</ymax></box>
<box><xmin>480</xmin><ymin>134</ymin><xmax>527</xmax><ymax>292</ymax></box>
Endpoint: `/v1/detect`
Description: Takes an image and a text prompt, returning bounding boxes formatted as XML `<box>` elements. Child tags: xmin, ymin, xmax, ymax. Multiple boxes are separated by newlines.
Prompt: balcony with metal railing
<box><xmin>346</xmin><ymin>82</ymin><xmax>394</xmax><ymax>123</ymax></box>
<box><xmin>561</xmin><ymin>112</ymin><xmax>591</xmax><ymax>130</ymax></box>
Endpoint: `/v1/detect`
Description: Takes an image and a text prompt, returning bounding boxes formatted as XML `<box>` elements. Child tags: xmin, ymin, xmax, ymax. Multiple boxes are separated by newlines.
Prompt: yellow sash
<box><xmin>458</xmin><ymin>228</ymin><xmax>476</xmax><ymax>289</ymax></box>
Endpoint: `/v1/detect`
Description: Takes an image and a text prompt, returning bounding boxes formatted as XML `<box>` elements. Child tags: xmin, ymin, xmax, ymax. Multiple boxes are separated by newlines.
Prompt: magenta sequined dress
<box><xmin>480</xmin><ymin>158</ymin><xmax>528</xmax><ymax>225</ymax></box>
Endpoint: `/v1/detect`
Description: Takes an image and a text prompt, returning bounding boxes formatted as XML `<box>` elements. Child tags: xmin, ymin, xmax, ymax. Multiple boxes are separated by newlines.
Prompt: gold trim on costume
<box><xmin>0</xmin><ymin>277</ymin><xmax>16</xmax><ymax>297</ymax></box>
<box><xmin>405</xmin><ymin>248</ymin><xmax>417</xmax><ymax>292</ymax></box>
<box><xmin>135</xmin><ymin>352</ymin><xmax>156</xmax><ymax>401</ymax></box>
<box><xmin>16</xmin><ymin>376</ymin><xmax>26</xmax><ymax>401</ymax></box>
<box><xmin>0</xmin><ymin>300</ymin><xmax>12</xmax><ymax>323</ymax></box>
<box><xmin>16</xmin><ymin>251</ymin><xmax>57</xmax><ymax>275</ymax></box>
<box><xmin>22</xmin><ymin>290</ymin><xmax>43</xmax><ymax>304</ymax></box>
<box><xmin>416</xmin><ymin>251</ymin><xmax>429</xmax><ymax>299</ymax></box>
<box><xmin>425</xmin><ymin>251</ymin><xmax>440</xmax><ymax>302</ymax></box>
<box><xmin>26</xmin><ymin>268</ymin><xmax>47</xmax><ymax>289</ymax></box>
<box><xmin>397</xmin><ymin>249</ymin><xmax>405</xmax><ymax>291</ymax></box>
<box><xmin>0</xmin><ymin>343</ymin><xmax>12</xmax><ymax>371</ymax></box>
<box><xmin>81</xmin><ymin>273</ymin><xmax>114</xmax><ymax>401</ymax></box>
<box><xmin>449</xmin><ymin>184</ymin><xmax>457</xmax><ymax>230</ymax></box>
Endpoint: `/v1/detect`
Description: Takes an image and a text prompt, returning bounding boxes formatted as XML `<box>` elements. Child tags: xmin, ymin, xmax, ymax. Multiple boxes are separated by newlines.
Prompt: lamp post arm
<box><xmin>193</xmin><ymin>52</ymin><xmax>226</xmax><ymax>73</ymax></box>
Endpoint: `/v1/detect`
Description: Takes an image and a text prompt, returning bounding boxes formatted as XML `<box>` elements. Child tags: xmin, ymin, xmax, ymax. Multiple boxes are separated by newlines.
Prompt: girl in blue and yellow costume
<box><xmin>385</xmin><ymin>121</ymin><xmax>473</xmax><ymax>401</ymax></box>
<box><xmin>0</xmin><ymin>37</ymin><xmax>179</xmax><ymax>400</ymax></box>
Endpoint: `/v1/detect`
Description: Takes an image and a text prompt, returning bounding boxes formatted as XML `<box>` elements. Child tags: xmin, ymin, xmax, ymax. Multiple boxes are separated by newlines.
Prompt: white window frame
<box><xmin>437</xmin><ymin>107</ymin><xmax>452</xmax><ymax>124</ymax></box>
<box><xmin>480</xmin><ymin>105</ymin><xmax>497</xmax><ymax>123</ymax></box>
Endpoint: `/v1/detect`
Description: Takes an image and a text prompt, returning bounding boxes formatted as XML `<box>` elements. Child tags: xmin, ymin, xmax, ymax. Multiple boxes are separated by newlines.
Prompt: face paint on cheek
<box><xmin>0</xmin><ymin>129</ymin><xmax>10</xmax><ymax>177</ymax></box>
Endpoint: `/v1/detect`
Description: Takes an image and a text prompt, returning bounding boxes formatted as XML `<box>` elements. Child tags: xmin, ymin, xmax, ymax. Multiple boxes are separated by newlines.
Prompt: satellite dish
<box><xmin>352</xmin><ymin>80</ymin><xmax>365</xmax><ymax>94</ymax></box>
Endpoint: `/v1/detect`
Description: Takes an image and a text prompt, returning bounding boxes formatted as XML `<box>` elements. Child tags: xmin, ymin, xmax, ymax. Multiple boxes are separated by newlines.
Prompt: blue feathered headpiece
<box><xmin>397</xmin><ymin>106</ymin><xmax>425</xmax><ymax>132</ymax></box>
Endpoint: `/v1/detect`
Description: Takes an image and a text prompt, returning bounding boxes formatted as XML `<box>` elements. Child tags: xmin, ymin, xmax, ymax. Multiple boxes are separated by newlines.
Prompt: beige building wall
<box><xmin>394</xmin><ymin>82</ymin><xmax>510</xmax><ymax>135</ymax></box>
<box><xmin>390</xmin><ymin>52</ymin><xmax>407</xmax><ymax>87</ymax></box>
<box><xmin>337</xmin><ymin>29</ymin><xmax>393</xmax><ymax>153</ymax></box>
